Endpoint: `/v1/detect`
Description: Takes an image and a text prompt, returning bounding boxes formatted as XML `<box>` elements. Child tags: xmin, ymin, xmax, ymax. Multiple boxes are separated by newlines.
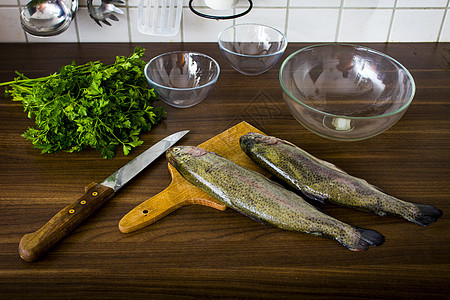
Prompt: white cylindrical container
<box><xmin>204</xmin><ymin>0</ymin><xmax>238</xmax><ymax>10</ymax></box>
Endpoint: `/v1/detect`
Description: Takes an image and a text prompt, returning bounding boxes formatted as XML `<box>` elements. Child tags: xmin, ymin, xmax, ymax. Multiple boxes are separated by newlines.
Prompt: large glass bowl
<box><xmin>279</xmin><ymin>44</ymin><xmax>415</xmax><ymax>141</ymax></box>
<box><xmin>145</xmin><ymin>51</ymin><xmax>220</xmax><ymax>108</ymax></box>
<box><xmin>218</xmin><ymin>23</ymin><xmax>287</xmax><ymax>75</ymax></box>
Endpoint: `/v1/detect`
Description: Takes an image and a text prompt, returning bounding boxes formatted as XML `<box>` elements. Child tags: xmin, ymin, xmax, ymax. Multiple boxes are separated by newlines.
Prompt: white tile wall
<box><xmin>287</xmin><ymin>8</ymin><xmax>340</xmax><ymax>42</ymax></box>
<box><xmin>339</xmin><ymin>9</ymin><xmax>393</xmax><ymax>42</ymax></box>
<box><xmin>389</xmin><ymin>9</ymin><xmax>446</xmax><ymax>42</ymax></box>
<box><xmin>1</xmin><ymin>0</ymin><xmax>449</xmax><ymax>43</ymax></box>
<box><xmin>290</xmin><ymin>0</ymin><xmax>340</xmax><ymax>7</ymax></box>
<box><xmin>442</xmin><ymin>9</ymin><xmax>450</xmax><ymax>41</ymax></box>
<box><xmin>4</xmin><ymin>0</ymin><xmax>20</xmax><ymax>5</ymax></box>
<box><xmin>0</xmin><ymin>7</ymin><xmax>26</xmax><ymax>42</ymax></box>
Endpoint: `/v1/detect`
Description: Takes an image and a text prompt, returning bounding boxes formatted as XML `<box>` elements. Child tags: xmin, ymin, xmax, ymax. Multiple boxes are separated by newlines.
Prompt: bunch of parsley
<box><xmin>1</xmin><ymin>47</ymin><xmax>166</xmax><ymax>159</ymax></box>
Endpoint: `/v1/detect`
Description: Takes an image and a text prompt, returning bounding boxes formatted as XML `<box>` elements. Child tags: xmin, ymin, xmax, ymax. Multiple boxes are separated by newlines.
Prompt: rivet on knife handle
<box><xmin>19</xmin><ymin>183</ymin><xmax>115</xmax><ymax>262</ymax></box>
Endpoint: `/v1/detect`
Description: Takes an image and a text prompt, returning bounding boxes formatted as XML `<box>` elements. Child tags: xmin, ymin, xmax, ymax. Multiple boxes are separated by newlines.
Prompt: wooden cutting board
<box><xmin>119</xmin><ymin>121</ymin><xmax>269</xmax><ymax>233</ymax></box>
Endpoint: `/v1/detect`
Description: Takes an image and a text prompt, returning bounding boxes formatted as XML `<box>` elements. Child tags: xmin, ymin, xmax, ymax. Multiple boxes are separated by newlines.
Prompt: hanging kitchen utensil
<box><xmin>138</xmin><ymin>0</ymin><xmax>183</xmax><ymax>36</ymax></box>
<box><xmin>20</xmin><ymin>0</ymin><xmax>78</xmax><ymax>37</ymax></box>
<box><xmin>188</xmin><ymin>0</ymin><xmax>253</xmax><ymax>20</ymax></box>
<box><xmin>87</xmin><ymin>0</ymin><xmax>125</xmax><ymax>27</ymax></box>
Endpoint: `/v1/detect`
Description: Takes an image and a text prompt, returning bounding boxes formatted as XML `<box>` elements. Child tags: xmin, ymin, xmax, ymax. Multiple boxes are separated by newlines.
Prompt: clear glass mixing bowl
<box><xmin>279</xmin><ymin>44</ymin><xmax>416</xmax><ymax>141</ymax></box>
<box><xmin>218</xmin><ymin>23</ymin><xmax>287</xmax><ymax>75</ymax></box>
<box><xmin>145</xmin><ymin>51</ymin><xmax>220</xmax><ymax>108</ymax></box>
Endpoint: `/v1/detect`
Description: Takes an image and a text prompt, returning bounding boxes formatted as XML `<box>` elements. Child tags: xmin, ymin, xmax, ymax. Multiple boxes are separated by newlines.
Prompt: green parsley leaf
<box><xmin>1</xmin><ymin>47</ymin><xmax>166</xmax><ymax>159</ymax></box>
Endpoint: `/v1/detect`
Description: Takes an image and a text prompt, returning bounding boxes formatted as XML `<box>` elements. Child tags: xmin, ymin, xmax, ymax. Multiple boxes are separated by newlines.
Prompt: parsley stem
<box><xmin>0</xmin><ymin>75</ymin><xmax>57</xmax><ymax>87</ymax></box>
<box><xmin>96</xmin><ymin>117</ymin><xmax>125</xmax><ymax>146</ymax></box>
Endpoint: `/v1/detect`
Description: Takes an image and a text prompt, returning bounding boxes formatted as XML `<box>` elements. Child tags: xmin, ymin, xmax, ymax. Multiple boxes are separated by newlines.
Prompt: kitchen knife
<box><xmin>18</xmin><ymin>130</ymin><xmax>189</xmax><ymax>262</ymax></box>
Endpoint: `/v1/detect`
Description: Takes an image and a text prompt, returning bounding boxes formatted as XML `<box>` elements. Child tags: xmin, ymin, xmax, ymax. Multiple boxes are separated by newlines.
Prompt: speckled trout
<box><xmin>240</xmin><ymin>133</ymin><xmax>442</xmax><ymax>226</ymax></box>
<box><xmin>166</xmin><ymin>146</ymin><xmax>385</xmax><ymax>251</ymax></box>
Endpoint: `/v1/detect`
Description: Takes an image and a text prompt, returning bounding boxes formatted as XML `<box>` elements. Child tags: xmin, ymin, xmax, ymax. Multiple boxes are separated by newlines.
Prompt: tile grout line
<box><xmin>180</xmin><ymin>7</ymin><xmax>184</xmax><ymax>43</ymax></box>
<box><xmin>74</xmin><ymin>15</ymin><xmax>81</xmax><ymax>43</ymax></box>
<box><xmin>73</xmin><ymin>0</ymin><xmax>80</xmax><ymax>43</ymax></box>
<box><xmin>16</xmin><ymin>0</ymin><xmax>28</xmax><ymax>43</ymax></box>
<box><xmin>284</xmin><ymin>0</ymin><xmax>290</xmax><ymax>39</ymax></box>
<box><xmin>334</xmin><ymin>0</ymin><xmax>344</xmax><ymax>42</ymax></box>
<box><xmin>386</xmin><ymin>0</ymin><xmax>398</xmax><ymax>43</ymax></box>
<box><xmin>126</xmin><ymin>3</ymin><xmax>132</xmax><ymax>43</ymax></box>
<box><xmin>436</xmin><ymin>0</ymin><xmax>450</xmax><ymax>42</ymax></box>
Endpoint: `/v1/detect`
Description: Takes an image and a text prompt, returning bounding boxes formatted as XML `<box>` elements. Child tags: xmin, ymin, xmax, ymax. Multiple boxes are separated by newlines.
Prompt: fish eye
<box><xmin>173</xmin><ymin>146</ymin><xmax>186</xmax><ymax>154</ymax></box>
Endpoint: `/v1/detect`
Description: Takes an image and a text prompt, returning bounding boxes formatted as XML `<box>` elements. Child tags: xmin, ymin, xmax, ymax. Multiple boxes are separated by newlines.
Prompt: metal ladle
<box><xmin>20</xmin><ymin>0</ymin><xmax>78</xmax><ymax>37</ymax></box>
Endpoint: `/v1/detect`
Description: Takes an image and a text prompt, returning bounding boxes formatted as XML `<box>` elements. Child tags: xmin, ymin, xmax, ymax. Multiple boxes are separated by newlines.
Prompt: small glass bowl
<box><xmin>145</xmin><ymin>51</ymin><xmax>220</xmax><ymax>108</ymax></box>
<box><xmin>218</xmin><ymin>23</ymin><xmax>287</xmax><ymax>75</ymax></box>
<box><xmin>279</xmin><ymin>44</ymin><xmax>416</xmax><ymax>141</ymax></box>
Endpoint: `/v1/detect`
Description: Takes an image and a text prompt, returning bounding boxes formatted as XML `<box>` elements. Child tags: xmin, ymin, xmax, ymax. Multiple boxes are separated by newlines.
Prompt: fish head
<box><xmin>166</xmin><ymin>146</ymin><xmax>209</xmax><ymax>168</ymax></box>
<box><xmin>240</xmin><ymin>132</ymin><xmax>280</xmax><ymax>150</ymax></box>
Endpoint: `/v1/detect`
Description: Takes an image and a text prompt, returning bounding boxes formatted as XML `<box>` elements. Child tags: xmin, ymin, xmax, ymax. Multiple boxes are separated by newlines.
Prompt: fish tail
<box><xmin>349</xmin><ymin>228</ymin><xmax>385</xmax><ymax>251</ymax></box>
<box><xmin>412</xmin><ymin>204</ymin><xmax>443</xmax><ymax>226</ymax></box>
<box><xmin>358</xmin><ymin>228</ymin><xmax>385</xmax><ymax>247</ymax></box>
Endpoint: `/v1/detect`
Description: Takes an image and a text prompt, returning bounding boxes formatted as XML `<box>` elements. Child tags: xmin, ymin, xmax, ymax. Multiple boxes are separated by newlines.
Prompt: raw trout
<box><xmin>240</xmin><ymin>133</ymin><xmax>442</xmax><ymax>226</ymax></box>
<box><xmin>166</xmin><ymin>146</ymin><xmax>385</xmax><ymax>251</ymax></box>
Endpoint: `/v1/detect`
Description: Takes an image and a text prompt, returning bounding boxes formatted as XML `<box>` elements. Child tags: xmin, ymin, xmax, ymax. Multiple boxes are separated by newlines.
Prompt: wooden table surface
<box><xmin>0</xmin><ymin>43</ymin><xmax>449</xmax><ymax>299</ymax></box>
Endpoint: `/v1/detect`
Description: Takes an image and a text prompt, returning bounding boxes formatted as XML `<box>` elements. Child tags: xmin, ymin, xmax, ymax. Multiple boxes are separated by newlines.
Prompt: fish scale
<box><xmin>166</xmin><ymin>146</ymin><xmax>385</xmax><ymax>251</ymax></box>
<box><xmin>239</xmin><ymin>132</ymin><xmax>443</xmax><ymax>226</ymax></box>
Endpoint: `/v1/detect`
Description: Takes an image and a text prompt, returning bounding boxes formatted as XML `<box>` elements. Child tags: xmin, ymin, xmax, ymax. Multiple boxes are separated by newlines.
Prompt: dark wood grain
<box><xmin>0</xmin><ymin>42</ymin><xmax>449</xmax><ymax>299</ymax></box>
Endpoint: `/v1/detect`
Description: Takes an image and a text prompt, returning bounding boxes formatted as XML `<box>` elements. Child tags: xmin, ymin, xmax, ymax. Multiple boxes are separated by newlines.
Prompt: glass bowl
<box><xmin>279</xmin><ymin>44</ymin><xmax>415</xmax><ymax>141</ymax></box>
<box><xmin>218</xmin><ymin>23</ymin><xmax>288</xmax><ymax>75</ymax></box>
<box><xmin>145</xmin><ymin>51</ymin><xmax>220</xmax><ymax>108</ymax></box>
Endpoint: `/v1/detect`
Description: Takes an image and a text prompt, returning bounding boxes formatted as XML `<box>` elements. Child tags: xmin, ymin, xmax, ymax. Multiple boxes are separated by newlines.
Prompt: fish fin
<box><xmin>346</xmin><ymin>228</ymin><xmax>385</xmax><ymax>251</ymax></box>
<box><xmin>229</xmin><ymin>199</ymin><xmax>272</xmax><ymax>227</ymax></box>
<box><xmin>247</xmin><ymin>132</ymin><xmax>266</xmax><ymax>136</ymax></box>
<box><xmin>270</xmin><ymin>175</ymin><xmax>328</xmax><ymax>207</ymax></box>
<box><xmin>279</xmin><ymin>138</ymin><xmax>298</xmax><ymax>148</ymax></box>
<box><xmin>279</xmin><ymin>138</ymin><xmax>349</xmax><ymax>175</ymax></box>
<box><xmin>369</xmin><ymin>182</ymin><xmax>386</xmax><ymax>193</ymax></box>
<box><xmin>313</xmin><ymin>157</ymin><xmax>349</xmax><ymax>175</ymax></box>
<box><xmin>238</xmin><ymin>209</ymin><xmax>272</xmax><ymax>226</ymax></box>
<box><xmin>357</xmin><ymin>228</ymin><xmax>385</xmax><ymax>247</ymax></box>
<box><xmin>268</xmin><ymin>176</ymin><xmax>286</xmax><ymax>189</ymax></box>
<box><xmin>301</xmin><ymin>190</ymin><xmax>328</xmax><ymax>205</ymax></box>
<box><xmin>413</xmin><ymin>204</ymin><xmax>443</xmax><ymax>226</ymax></box>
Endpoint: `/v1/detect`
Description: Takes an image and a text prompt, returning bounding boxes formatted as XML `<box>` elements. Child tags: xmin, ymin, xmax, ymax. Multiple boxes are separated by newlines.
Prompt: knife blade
<box><xmin>18</xmin><ymin>130</ymin><xmax>189</xmax><ymax>262</ymax></box>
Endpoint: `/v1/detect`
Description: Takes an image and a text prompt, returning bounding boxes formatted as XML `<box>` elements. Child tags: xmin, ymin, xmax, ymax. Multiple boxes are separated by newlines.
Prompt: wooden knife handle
<box><xmin>19</xmin><ymin>183</ymin><xmax>115</xmax><ymax>262</ymax></box>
